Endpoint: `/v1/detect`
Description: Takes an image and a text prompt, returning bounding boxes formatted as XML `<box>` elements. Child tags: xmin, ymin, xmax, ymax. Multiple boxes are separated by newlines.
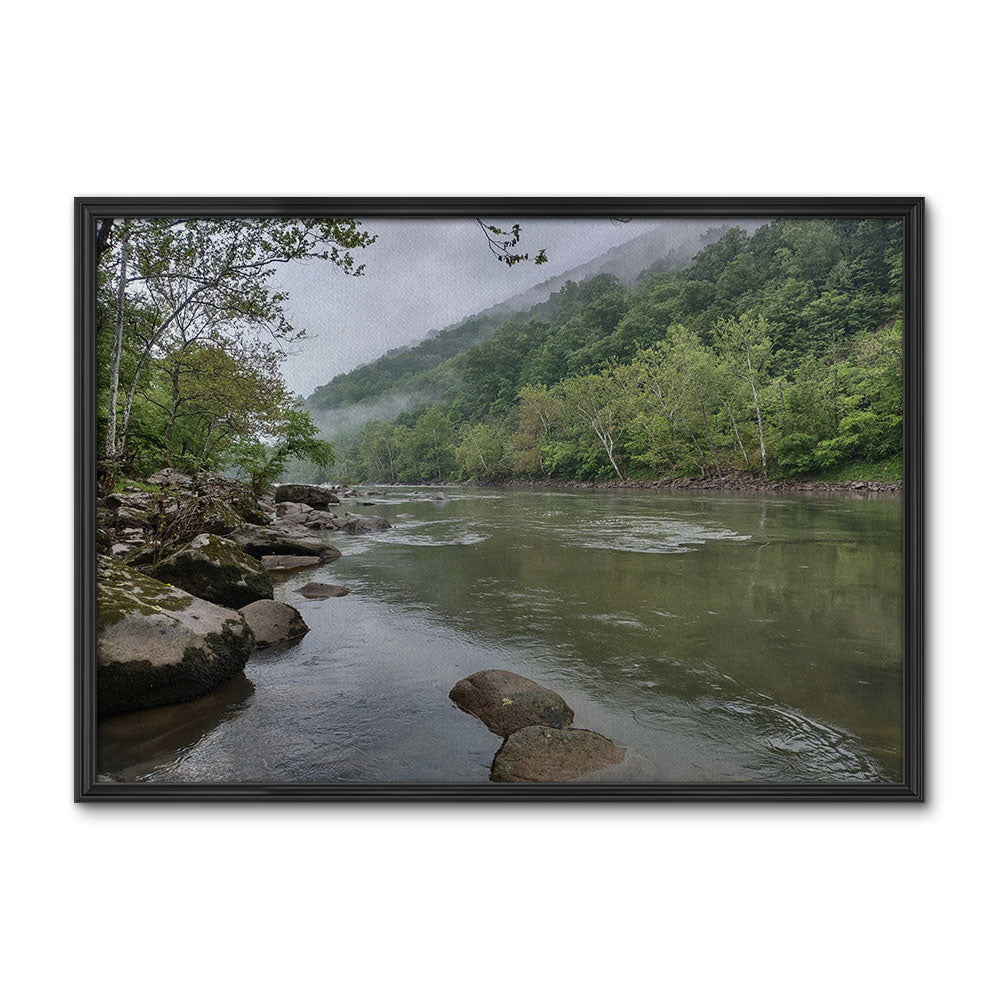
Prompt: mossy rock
<box><xmin>146</xmin><ymin>532</ymin><xmax>273</xmax><ymax>609</ymax></box>
<box><xmin>194</xmin><ymin>496</ymin><xmax>243</xmax><ymax>536</ymax></box>
<box><xmin>96</xmin><ymin>555</ymin><xmax>254</xmax><ymax>716</ymax></box>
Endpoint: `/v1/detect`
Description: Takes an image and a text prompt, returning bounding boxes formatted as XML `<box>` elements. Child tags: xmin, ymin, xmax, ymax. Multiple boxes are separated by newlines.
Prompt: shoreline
<box><xmin>358</xmin><ymin>475</ymin><xmax>903</xmax><ymax>495</ymax></box>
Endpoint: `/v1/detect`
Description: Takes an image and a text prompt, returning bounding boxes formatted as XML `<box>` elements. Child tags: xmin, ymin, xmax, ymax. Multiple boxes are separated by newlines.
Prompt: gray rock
<box><xmin>146</xmin><ymin>533</ymin><xmax>273</xmax><ymax>609</ymax></box>
<box><xmin>274</xmin><ymin>484</ymin><xmax>340</xmax><ymax>509</ymax></box>
<box><xmin>261</xmin><ymin>554</ymin><xmax>322</xmax><ymax>572</ymax></box>
<box><xmin>302</xmin><ymin>510</ymin><xmax>342</xmax><ymax>529</ymax></box>
<box><xmin>334</xmin><ymin>514</ymin><xmax>392</xmax><ymax>534</ymax></box>
<box><xmin>276</xmin><ymin>501</ymin><xmax>313</xmax><ymax>518</ymax></box>
<box><xmin>115</xmin><ymin>506</ymin><xmax>151</xmax><ymax>529</ymax></box>
<box><xmin>96</xmin><ymin>556</ymin><xmax>254</xmax><ymax>716</ymax></box>
<box><xmin>239</xmin><ymin>599</ymin><xmax>309</xmax><ymax>647</ymax></box>
<box><xmin>147</xmin><ymin>468</ymin><xmax>194</xmax><ymax>488</ymax></box>
<box><xmin>106</xmin><ymin>491</ymin><xmax>156</xmax><ymax>510</ymax></box>
<box><xmin>294</xmin><ymin>582</ymin><xmax>350</xmax><ymax>599</ymax></box>
<box><xmin>193</xmin><ymin>496</ymin><xmax>242</xmax><ymax>536</ymax></box>
<box><xmin>490</xmin><ymin>726</ymin><xmax>626</xmax><ymax>782</ymax></box>
<box><xmin>449</xmin><ymin>669</ymin><xmax>574</xmax><ymax>737</ymax></box>
<box><xmin>230</xmin><ymin>524</ymin><xmax>342</xmax><ymax>562</ymax></box>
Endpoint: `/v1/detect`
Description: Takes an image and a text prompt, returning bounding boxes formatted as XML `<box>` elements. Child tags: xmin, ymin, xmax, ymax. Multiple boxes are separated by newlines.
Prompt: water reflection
<box><xmin>97</xmin><ymin>673</ymin><xmax>255</xmax><ymax>781</ymax></box>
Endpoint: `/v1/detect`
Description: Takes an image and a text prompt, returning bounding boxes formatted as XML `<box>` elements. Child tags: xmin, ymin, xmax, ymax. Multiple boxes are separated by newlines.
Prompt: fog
<box><xmin>273</xmin><ymin>217</ymin><xmax>708</xmax><ymax>397</ymax></box>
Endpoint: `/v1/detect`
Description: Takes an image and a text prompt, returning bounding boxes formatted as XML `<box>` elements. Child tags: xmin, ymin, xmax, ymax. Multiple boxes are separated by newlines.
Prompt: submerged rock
<box><xmin>449</xmin><ymin>669</ymin><xmax>574</xmax><ymax>737</ymax></box>
<box><xmin>146</xmin><ymin>532</ymin><xmax>273</xmax><ymax>609</ymax></box>
<box><xmin>239</xmin><ymin>599</ymin><xmax>309</xmax><ymax>647</ymax></box>
<box><xmin>294</xmin><ymin>582</ymin><xmax>350</xmax><ymax>599</ymax></box>
<box><xmin>490</xmin><ymin>726</ymin><xmax>626</xmax><ymax>782</ymax></box>
<box><xmin>261</xmin><ymin>554</ymin><xmax>322</xmax><ymax>572</ymax></box>
<box><xmin>230</xmin><ymin>523</ymin><xmax>341</xmax><ymax>561</ymax></box>
<box><xmin>274</xmin><ymin>484</ymin><xmax>339</xmax><ymax>509</ymax></box>
<box><xmin>96</xmin><ymin>556</ymin><xmax>254</xmax><ymax>716</ymax></box>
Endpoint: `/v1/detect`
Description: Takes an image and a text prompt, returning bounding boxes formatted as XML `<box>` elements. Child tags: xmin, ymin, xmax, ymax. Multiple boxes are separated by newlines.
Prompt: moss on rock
<box><xmin>146</xmin><ymin>533</ymin><xmax>273</xmax><ymax>609</ymax></box>
<box><xmin>96</xmin><ymin>555</ymin><xmax>254</xmax><ymax>715</ymax></box>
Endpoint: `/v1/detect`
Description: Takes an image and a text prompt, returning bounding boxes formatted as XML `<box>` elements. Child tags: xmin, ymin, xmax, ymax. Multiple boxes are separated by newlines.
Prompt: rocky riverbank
<box><xmin>96</xmin><ymin>469</ymin><xmax>637</xmax><ymax>783</ymax></box>
<box><xmin>375</xmin><ymin>474</ymin><xmax>903</xmax><ymax>495</ymax></box>
<box><xmin>95</xmin><ymin>469</ymin><xmax>391</xmax><ymax>718</ymax></box>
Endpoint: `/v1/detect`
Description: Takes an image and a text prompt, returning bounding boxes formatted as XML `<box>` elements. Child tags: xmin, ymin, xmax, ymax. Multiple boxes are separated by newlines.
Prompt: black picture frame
<box><xmin>75</xmin><ymin>196</ymin><xmax>924</xmax><ymax>802</ymax></box>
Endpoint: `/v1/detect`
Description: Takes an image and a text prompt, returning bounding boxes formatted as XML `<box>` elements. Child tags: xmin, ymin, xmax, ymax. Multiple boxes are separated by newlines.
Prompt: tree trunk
<box><xmin>699</xmin><ymin>398</ymin><xmax>723</xmax><ymax>477</ymax></box>
<box><xmin>724</xmin><ymin>399</ymin><xmax>750</xmax><ymax>468</ymax></box>
<box><xmin>745</xmin><ymin>347</ymin><xmax>767</xmax><ymax>477</ymax></box>
<box><xmin>105</xmin><ymin>224</ymin><xmax>129</xmax><ymax>462</ymax></box>
<box><xmin>749</xmin><ymin>378</ymin><xmax>767</xmax><ymax>477</ymax></box>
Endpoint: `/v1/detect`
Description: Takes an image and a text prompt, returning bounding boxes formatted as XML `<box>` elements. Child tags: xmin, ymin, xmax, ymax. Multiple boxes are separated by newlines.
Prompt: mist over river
<box><xmin>98</xmin><ymin>487</ymin><xmax>903</xmax><ymax>783</ymax></box>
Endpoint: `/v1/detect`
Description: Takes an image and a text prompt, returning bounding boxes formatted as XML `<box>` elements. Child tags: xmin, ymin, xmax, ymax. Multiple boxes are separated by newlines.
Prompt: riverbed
<box><xmin>98</xmin><ymin>486</ymin><xmax>904</xmax><ymax>783</ymax></box>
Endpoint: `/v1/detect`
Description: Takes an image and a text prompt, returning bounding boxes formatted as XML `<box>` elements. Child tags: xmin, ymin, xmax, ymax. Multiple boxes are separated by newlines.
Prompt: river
<box><xmin>98</xmin><ymin>486</ymin><xmax>904</xmax><ymax>784</ymax></box>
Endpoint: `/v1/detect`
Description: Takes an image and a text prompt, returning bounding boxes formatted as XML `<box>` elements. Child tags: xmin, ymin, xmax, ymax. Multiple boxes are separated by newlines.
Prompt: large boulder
<box><xmin>449</xmin><ymin>670</ymin><xmax>574</xmax><ymax>737</ymax></box>
<box><xmin>146</xmin><ymin>533</ymin><xmax>273</xmax><ymax>609</ymax></box>
<box><xmin>274</xmin><ymin>484</ymin><xmax>340</xmax><ymax>510</ymax></box>
<box><xmin>230</xmin><ymin>523</ymin><xmax>341</xmax><ymax>562</ymax></box>
<box><xmin>96</xmin><ymin>556</ymin><xmax>254</xmax><ymax>716</ymax></box>
<box><xmin>193</xmin><ymin>496</ymin><xmax>243</xmax><ymax>536</ymax></box>
<box><xmin>490</xmin><ymin>726</ymin><xmax>626</xmax><ymax>782</ymax></box>
<box><xmin>239</xmin><ymin>599</ymin><xmax>309</xmax><ymax>647</ymax></box>
<box><xmin>194</xmin><ymin>474</ymin><xmax>269</xmax><ymax>525</ymax></box>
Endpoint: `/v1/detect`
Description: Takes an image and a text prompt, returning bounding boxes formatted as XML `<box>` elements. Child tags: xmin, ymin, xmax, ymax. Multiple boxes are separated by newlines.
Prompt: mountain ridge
<box><xmin>306</xmin><ymin>220</ymin><xmax>759</xmax><ymax>413</ymax></box>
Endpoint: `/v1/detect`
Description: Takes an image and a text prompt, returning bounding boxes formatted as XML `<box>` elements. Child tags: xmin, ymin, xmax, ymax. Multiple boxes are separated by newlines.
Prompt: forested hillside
<box><xmin>306</xmin><ymin>222</ymin><xmax>738</xmax><ymax>415</ymax></box>
<box><xmin>309</xmin><ymin>218</ymin><xmax>903</xmax><ymax>485</ymax></box>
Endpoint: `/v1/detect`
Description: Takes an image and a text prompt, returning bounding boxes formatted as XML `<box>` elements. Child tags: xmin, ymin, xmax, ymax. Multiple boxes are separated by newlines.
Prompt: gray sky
<box><xmin>274</xmin><ymin>217</ymin><xmax>666</xmax><ymax>397</ymax></box>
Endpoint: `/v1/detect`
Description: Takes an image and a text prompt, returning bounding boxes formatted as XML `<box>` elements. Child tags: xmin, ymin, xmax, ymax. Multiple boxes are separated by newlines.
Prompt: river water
<box><xmin>98</xmin><ymin>486</ymin><xmax>904</xmax><ymax>784</ymax></box>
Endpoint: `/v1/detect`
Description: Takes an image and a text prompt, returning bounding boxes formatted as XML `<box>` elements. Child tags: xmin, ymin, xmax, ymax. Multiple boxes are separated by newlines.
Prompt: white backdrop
<box><xmin>2</xmin><ymin>2</ymin><xmax>995</xmax><ymax>997</ymax></box>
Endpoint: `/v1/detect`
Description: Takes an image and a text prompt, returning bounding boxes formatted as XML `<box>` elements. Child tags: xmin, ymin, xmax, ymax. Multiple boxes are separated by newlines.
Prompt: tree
<box><xmin>411</xmin><ymin>408</ymin><xmax>456</xmax><ymax>481</ymax></box>
<box><xmin>137</xmin><ymin>339</ymin><xmax>287</xmax><ymax>471</ymax></box>
<box><xmin>715</xmin><ymin>313</ymin><xmax>773</xmax><ymax>476</ymax></box>
<box><xmin>99</xmin><ymin>216</ymin><xmax>375</xmax><ymax>477</ymax></box>
<box><xmin>231</xmin><ymin>407</ymin><xmax>335</xmax><ymax>496</ymax></box>
<box><xmin>558</xmin><ymin>372</ymin><xmax>628</xmax><ymax>481</ymax></box>
<box><xmin>510</xmin><ymin>384</ymin><xmax>563</xmax><ymax>475</ymax></box>
<box><xmin>455</xmin><ymin>422</ymin><xmax>510</xmax><ymax>480</ymax></box>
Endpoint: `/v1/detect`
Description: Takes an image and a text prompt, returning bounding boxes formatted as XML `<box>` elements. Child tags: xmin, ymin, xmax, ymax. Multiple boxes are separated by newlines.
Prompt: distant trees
<box><xmin>334</xmin><ymin>215</ymin><xmax>903</xmax><ymax>484</ymax></box>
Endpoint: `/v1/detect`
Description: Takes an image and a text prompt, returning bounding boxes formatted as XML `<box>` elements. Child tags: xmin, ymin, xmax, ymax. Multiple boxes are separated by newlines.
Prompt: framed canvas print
<box><xmin>75</xmin><ymin>197</ymin><xmax>923</xmax><ymax>801</ymax></box>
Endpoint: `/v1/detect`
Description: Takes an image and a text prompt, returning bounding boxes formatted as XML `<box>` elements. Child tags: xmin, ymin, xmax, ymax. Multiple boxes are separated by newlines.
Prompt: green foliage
<box><xmin>97</xmin><ymin>216</ymin><xmax>373</xmax><ymax>484</ymax></box>
<box><xmin>231</xmin><ymin>408</ymin><xmax>335</xmax><ymax>496</ymax></box>
<box><xmin>319</xmin><ymin>218</ymin><xmax>904</xmax><ymax>484</ymax></box>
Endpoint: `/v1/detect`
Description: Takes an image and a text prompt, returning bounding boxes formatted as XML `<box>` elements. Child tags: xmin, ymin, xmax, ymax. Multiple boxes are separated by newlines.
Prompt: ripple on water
<box><xmin>552</xmin><ymin>515</ymin><xmax>751</xmax><ymax>554</ymax></box>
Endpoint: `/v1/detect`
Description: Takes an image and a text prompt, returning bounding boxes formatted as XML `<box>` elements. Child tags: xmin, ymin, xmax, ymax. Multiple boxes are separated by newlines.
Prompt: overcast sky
<box><xmin>273</xmin><ymin>217</ymin><xmax>675</xmax><ymax>397</ymax></box>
